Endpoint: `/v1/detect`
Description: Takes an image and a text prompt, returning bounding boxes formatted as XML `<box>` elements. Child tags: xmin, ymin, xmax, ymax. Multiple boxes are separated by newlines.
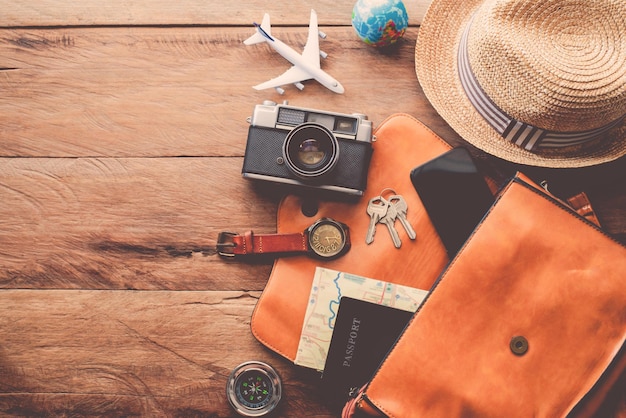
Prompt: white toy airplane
<box><xmin>244</xmin><ymin>10</ymin><xmax>345</xmax><ymax>94</ymax></box>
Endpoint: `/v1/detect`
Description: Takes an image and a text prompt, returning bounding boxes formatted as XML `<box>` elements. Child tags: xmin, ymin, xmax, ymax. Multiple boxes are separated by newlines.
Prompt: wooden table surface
<box><xmin>1</xmin><ymin>1</ymin><xmax>624</xmax><ymax>416</ymax></box>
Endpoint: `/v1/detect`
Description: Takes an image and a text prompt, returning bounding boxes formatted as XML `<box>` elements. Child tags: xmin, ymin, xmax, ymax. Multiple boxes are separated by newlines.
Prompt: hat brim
<box><xmin>415</xmin><ymin>0</ymin><xmax>626</xmax><ymax>168</ymax></box>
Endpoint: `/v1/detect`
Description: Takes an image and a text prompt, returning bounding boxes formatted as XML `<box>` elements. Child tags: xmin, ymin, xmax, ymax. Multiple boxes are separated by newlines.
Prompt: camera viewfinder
<box><xmin>335</xmin><ymin>117</ymin><xmax>357</xmax><ymax>135</ymax></box>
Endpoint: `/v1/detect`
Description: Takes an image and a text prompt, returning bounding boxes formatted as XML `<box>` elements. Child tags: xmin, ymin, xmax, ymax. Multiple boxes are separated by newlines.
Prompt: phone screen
<box><xmin>410</xmin><ymin>147</ymin><xmax>494</xmax><ymax>258</ymax></box>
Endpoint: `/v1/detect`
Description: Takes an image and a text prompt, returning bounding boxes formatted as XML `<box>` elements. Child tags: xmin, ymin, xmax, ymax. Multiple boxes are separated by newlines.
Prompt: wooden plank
<box><xmin>0</xmin><ymin>157</ymin><xmax>277</xmax><ymax>290</ymax></box>
<box><xmin>2</xmin><ymin>0</ymin><xmax>433</xmax><ymax>27</ymax></box>
<box><xmin>1</xmin><ymin>156</ymin><xmax>622</xmax><ymax>293</ymax></box>
<box><xmin>0</xmin><ymin>289</ymin><xmax>334</xmax><ymax>417</ymax></box>
<box><xmin>0</xmin><ymin>26</ymin><xmax>454</xmax><ymax>158</ymax></box>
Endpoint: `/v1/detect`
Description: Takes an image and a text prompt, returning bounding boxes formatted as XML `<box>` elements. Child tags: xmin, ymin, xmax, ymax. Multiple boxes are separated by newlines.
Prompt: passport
<box><xmin>321</xmin><ymin>297</ymin><xmax>413</xmax><ymax>407</ymax></box>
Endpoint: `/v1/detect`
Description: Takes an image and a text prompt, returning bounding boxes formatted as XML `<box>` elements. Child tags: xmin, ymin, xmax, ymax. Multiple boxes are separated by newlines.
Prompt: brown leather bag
<box><xmin>343</xmin><ymin>174</ymin><xmax>626</xmax><ymax>418</ymax></box>
<box><xmin>250</xmin><ymin>113</ymin><xmax>453</xmax><ymax>361</ymax></box>
<box><xmin>250</xmin><ymin>114</ymin><xmax>625</xmax><ymax>416</ymax></box>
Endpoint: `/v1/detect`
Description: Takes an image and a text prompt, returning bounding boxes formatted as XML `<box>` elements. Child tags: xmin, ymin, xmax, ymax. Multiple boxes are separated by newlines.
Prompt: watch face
<box><xmin>227</xmin><ymin>361</ymin><xmax>281</xmax><ymax>417</ymax></box>
<box><xmin>308</xmin><ymin>218</ymin><xmax>349</xmax><ymax>259</ymax></box>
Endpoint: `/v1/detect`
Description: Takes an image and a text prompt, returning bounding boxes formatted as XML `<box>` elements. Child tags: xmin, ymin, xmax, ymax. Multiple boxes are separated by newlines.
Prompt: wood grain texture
<box><xmin>0</xmin><ymin>26</ymin><xmax>451</xmax><ymax>158</ymax></box>
<box><xmin>0</xmin><ymin>157</ymin><xmax>278</xmax><ymax>290</ymax></box>
<box><xmin>2</xmin><ymin>0</ymin><xmax>433</xmax><ymax>27</ymax></box>
<box><xmin>0</xmin><ymin>0</ymin><xmax>624</xmax><ymax>416</ymax></box>
<box><xmin>0</xmin><ymin>290</ymin><xmax>335</xmax><ymax>417</ymax></box>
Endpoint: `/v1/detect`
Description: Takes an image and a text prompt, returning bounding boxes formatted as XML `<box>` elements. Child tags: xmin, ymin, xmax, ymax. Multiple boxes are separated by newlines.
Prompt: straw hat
<box><xmin>415</xmin><ymin>0</ymin><xmax>626</xmax><ymax>167</ymax></box>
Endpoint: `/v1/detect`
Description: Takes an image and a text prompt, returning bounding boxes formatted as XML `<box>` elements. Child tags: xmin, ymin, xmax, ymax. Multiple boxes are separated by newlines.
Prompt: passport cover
<box><xmin>321</xmin><ymin>297</ymin><xmax>413</xmax><ymax>407</ymax></box>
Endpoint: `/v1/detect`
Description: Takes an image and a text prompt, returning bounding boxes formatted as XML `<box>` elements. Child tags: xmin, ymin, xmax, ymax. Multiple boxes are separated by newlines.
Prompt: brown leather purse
<box><xmin>343</xmin><ymin>174</ymin><xmax>626</xmax><ymax>418</ymax></box>
<box><xmin>250</xmin><ymin>113</ymin><xmax>453</xmax><ymax>362</ymax></box>
<box><xmin>250</xmin><ymin>114</ymin><xmax>625</xmax><ymax>417</ymax></box>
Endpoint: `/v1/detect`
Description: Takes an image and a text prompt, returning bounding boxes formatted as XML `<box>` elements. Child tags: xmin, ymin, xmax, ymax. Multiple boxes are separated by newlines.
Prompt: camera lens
<box><xmin>283</xmin><ymin>123</ymin><xmax>339</xmax><ymax>179</ymax></box>
<box><xmin>298</xmin><ymin>139</ymin><xmax>325</xmax><ymax>166</ymax></box>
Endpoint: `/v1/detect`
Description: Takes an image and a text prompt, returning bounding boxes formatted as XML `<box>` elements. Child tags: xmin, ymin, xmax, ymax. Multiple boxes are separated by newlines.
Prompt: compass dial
<box><xmin>227</xmin><ymin>361</ymin><xmax>281</xmax><ymax>417</ymax></box>
<box><xmin>235</xmin><ymin>371</ymin><xmax>272</xmax><ymax>409</ymax></box>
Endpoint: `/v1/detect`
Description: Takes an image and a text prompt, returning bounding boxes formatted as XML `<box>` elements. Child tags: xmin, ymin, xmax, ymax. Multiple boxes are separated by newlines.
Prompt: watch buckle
<box><xmin>217</xmin><ymin>231</ymin><xmax>237</xmax><ymax>257</ymax></box>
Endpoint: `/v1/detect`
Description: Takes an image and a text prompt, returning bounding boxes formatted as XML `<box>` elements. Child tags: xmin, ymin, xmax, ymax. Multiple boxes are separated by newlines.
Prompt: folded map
<box><xmin>295</xmin><ymin>267</ymin><xmax>428</xmax><ymax>370</ymax></box>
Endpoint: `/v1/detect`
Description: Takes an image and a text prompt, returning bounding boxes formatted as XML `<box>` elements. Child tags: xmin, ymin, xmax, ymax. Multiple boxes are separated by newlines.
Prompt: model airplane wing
<box><xmin>252</xmin><ymin>65</ymin><xmax>312</xmax><ymax>91</ymax></box>
<box><xmin>301</xmin><ymin>9</ymin><xmax>322</xmax><ymax>69</ymax></box>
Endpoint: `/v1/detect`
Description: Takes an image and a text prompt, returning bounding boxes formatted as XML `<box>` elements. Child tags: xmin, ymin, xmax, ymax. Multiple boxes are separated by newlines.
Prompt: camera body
<box><xmin>242</xmin><ymin>101</ymin><xmax>374</xmax><ymax>197</ymax></box>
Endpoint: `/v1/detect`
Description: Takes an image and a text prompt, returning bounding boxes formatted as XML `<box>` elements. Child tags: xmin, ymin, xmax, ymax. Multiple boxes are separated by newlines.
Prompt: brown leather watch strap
<box><xmin>566</xmin><ymin>191</ymin><xmax>601</xmax><ymax>228</ymax></box>
<box><xmin>538</xmin><ymin>179</ymin><xmax>602</xmax><ymax>228</ymax></box>
<box><xmin>222</xmin><ymin>231</ymin><xmax>309</xmax><ymax>256</ymax></box>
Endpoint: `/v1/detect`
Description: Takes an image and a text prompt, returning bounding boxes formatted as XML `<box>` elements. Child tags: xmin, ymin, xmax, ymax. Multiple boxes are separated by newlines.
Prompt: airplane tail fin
<box><xmin>244</xmin><ymin>14</ymin><xmax>273</xmax><ymax>45</ymax></box>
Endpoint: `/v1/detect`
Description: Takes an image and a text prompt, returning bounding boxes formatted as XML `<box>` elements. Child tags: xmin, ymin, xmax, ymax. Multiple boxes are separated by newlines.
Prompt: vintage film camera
<box><xmin>242</xmin><ymin>101</ymin><xmax>374</xmax><ymax>197</ymax></box>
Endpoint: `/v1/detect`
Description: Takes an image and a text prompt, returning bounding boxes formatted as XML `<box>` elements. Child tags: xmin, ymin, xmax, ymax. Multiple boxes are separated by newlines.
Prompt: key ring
<box><xmin>379</xmin><ymin>188</ymin><xmax>397</xmax><ymax>201</ymax></box>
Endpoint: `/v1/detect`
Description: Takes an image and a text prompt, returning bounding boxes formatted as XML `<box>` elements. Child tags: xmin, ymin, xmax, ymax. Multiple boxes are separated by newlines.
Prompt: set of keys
<box><xmin>365</xmin><ymin>189</ymin><xmax>416</xmax><ymax>248</ymax></box>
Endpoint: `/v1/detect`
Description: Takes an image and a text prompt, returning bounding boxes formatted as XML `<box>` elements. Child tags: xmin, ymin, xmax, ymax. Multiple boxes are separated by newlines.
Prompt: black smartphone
<box><xmin>410</xmin><ymin>147</ymin><xmax>495</xmax><ymax>258</ymax></box>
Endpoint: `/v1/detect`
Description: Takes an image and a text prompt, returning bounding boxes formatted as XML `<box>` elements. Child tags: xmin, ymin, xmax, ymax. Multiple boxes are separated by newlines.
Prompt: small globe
<box><xmin>351</xmin><ymin>0</ymin><xmax>408</xmax><ymax>48</ymax></box>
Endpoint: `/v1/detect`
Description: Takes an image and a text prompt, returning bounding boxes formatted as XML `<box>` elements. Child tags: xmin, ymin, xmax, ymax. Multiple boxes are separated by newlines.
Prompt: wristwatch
<box><xmin>217</xmin><ymin>217</ymin><xmax>350</xmax><ymax>259</ymax></box>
